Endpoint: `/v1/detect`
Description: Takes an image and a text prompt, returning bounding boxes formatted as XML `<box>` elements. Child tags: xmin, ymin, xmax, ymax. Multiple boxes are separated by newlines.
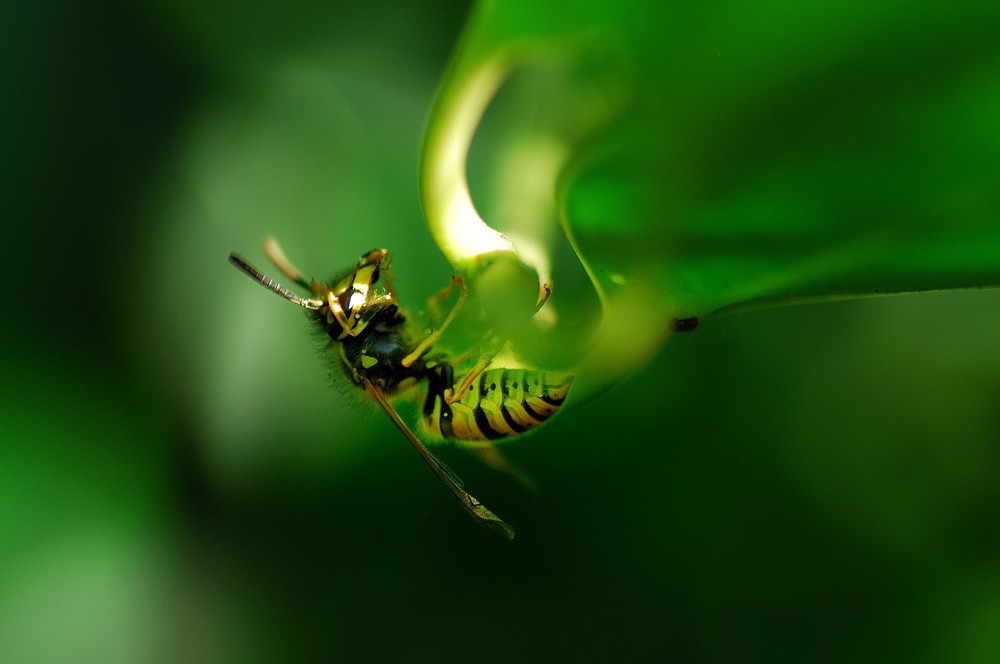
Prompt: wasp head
<box><xmin>324</xmin><ymin>248</ymin><xmax>399</xmax><ymax>338</ymax></box>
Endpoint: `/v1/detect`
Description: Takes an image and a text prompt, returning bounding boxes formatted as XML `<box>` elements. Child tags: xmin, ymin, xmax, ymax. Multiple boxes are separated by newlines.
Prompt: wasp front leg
<box><xmin>425</xmin><ymin>274</ymin><xmax>463</xmax><ymax>327</ymax></box>
<box><xmin>401</xmin><ymin>276</ymin><xmax>468</xmax><ymax>368</ymax></box>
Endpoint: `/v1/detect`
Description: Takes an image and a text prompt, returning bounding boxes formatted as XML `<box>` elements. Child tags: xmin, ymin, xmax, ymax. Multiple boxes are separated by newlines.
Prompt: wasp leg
<box><xmin>447</xmin><ymin>349</ymin><xmax>476</xmax><ymax>366</ymax></box>
<box><xmin>535</xmin><ymin>282</ymin><xmax>552</xmax><ymax>312</ymax></box>
<box><xmin>446</xmin><ymin>346</ymin><xmax>500</xmax><ymax>404</ymax></box>
<box><xmin>402</xmin><ymin>276</ymin><xmax>468</xmax><ymax>368</ymax></box>
<box><xmin>425</xmin><ymin>274</ymin><xmax>463</xmax><ymax>327</ymax></box>
<box><xmin>471</xmin><ymin>444</ymin><xmax>537</xmax><ymax>492</ymax></box>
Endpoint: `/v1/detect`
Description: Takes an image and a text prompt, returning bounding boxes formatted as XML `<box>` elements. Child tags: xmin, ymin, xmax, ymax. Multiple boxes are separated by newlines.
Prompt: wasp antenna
<box><xmin>263</xmin><ymin>237</ymin><xmax>313</xmax><ymax>290</ymax></box>
<box><xmin>228</xmin><ymin>253</ymin><xmax>324</xmax><ymax>310</ymax></box>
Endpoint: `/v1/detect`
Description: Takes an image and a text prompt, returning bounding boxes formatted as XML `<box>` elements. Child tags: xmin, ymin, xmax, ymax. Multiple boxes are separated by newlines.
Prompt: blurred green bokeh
<box><xmin>2</xmin><ymin>1</ymin><xmax>999</xmax><ymax>662</ymax></box>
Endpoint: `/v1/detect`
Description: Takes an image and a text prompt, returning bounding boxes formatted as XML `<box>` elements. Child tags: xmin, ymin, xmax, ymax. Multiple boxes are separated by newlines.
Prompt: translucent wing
<box><xmin>363</xmin><ymin>379</ymin><xmax>515</xmax><ymax>541</ymax></box>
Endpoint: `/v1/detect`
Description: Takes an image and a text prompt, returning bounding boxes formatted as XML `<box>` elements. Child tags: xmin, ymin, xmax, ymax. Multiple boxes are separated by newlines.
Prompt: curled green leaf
<box><xmin>422</xmin><ymin>0</ymin><xmax>1000</xmax><ymax>399</ymax></box>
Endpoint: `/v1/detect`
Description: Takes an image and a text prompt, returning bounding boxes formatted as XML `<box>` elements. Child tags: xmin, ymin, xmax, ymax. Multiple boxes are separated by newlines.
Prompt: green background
<box><xmin>3</xmin><ymin>0</ymin><xmax>999</xmax><ymax>661</ymax></box>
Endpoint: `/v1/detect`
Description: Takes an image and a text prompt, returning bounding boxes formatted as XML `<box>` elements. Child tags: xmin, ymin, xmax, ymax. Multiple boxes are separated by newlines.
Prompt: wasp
<box><xmin>228</xmin><ymin>239</ymin><xmax>573</xmax><ymax>539</ymax></box>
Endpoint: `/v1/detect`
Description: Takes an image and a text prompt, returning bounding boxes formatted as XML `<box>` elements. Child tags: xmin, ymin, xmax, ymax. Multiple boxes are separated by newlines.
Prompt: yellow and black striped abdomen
<box><xmin>425</xmin><ymin>368</ymin><xmax>573</xmax><ymax>444</ymax></box>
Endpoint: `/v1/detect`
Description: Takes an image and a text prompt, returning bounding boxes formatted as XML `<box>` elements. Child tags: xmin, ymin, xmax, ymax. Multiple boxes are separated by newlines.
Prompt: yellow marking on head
<box><xmin>348</xmin><ymin>287</ymin><xmax>369</xmax><ymax>311</ymax></box>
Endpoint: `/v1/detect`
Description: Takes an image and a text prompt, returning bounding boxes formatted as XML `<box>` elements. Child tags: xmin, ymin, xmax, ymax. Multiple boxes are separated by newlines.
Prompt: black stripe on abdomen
<box><xmin>539</xmin><ymin>394</ymin><xmax>565</xmax><ymax>407</ymax></box>
<box><xmin>521</xmin><ymin>400</ymin><xmax>549</xmax><ymax>423</ymax></box>
<box><xmin>473</xmin><ymin>407</ymin><xmax>504</xmax><ymax>440</ymax></box>
<box><xmin>500</xmin><ymin>405</ymin><xmax>528</xmax><ymax>434</ymax></box>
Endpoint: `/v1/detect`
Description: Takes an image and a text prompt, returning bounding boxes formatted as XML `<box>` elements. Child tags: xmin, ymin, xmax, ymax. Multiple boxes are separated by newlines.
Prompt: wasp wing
<box><xmin>363</xmin><ymin>379</ymin><xmax>515</xmax><ymax>541</ymax></box>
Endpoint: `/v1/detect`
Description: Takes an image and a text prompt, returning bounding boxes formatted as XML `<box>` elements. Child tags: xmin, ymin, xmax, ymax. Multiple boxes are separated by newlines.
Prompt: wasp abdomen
<box><xmin>427</xmin><ymin>368</ymin><xmax>573</xmax><ymax>443</ymax></box>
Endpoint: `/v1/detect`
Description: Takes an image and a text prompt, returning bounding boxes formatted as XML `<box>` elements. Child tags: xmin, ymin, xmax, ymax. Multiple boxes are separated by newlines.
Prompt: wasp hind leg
<box><xmin>445</xmin><ymin>350</ymin><xmax>496</xmax><ymax>404</ymax></box>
